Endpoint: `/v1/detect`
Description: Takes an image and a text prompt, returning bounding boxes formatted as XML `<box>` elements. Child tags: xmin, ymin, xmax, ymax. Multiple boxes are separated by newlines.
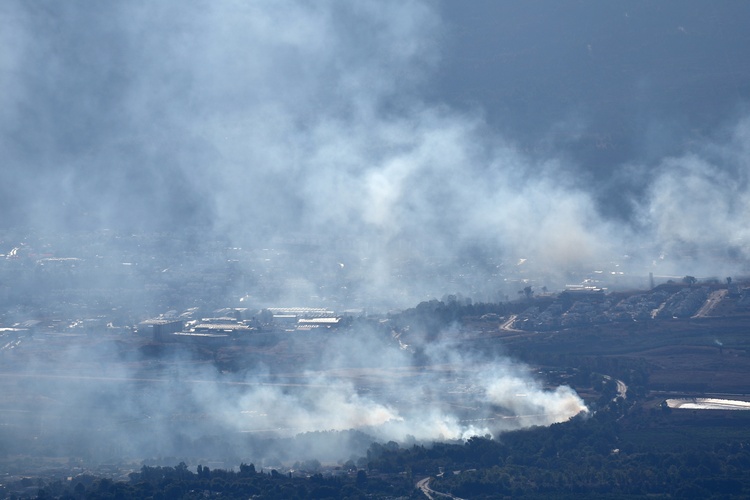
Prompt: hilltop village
<box><xmin>508</xmin><ymin>278</ymin><xmax>748</xmax><ymax>331</ymax></box>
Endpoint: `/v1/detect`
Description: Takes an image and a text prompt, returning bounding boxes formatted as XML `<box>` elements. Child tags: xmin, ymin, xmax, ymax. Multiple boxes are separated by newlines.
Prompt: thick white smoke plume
<box><xmin>2</xmin><ymin>1</ymin><xmax>750</xmax><ymax>307</ymax></box>
<box><xmin>1</xmin><ymin>325</ymin><xmax>586</xmax><ymax>463</ymax></box>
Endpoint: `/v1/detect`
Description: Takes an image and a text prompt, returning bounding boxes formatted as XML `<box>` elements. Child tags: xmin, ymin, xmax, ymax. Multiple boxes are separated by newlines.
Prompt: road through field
<box><xmin>416</xmin><ymin>477</ymin><xmax>465</xmax><ymax>500</ymax></box>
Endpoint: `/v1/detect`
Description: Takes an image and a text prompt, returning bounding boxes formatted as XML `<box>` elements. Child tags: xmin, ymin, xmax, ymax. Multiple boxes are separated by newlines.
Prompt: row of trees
<box><xmin>29</xmin><ymin>461</ymin><xmax>411</xmax><ymax>499</ymax></box>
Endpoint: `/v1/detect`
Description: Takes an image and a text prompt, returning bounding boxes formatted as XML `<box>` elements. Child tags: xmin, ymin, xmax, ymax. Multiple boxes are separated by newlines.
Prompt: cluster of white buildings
<box><xmin>139</xmin><ymin>306</ymin><xmax>347</xmax><ymax>343</ymax></box>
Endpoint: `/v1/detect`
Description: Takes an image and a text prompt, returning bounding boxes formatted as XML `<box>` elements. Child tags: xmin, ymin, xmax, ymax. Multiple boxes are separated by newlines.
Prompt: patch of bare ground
<box><xmin>693</xmin><ymin>289</ymin><xmax>728</xmax><ymax>317</ymax></box>
<box><xmin>641</xmin><ymin>348</ymin><xmax>750</xmax><ymax>393</ymax></box>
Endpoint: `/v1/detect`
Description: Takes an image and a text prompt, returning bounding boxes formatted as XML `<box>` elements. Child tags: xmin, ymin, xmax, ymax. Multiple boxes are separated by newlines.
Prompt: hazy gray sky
<box><xmin>435</xmin><ymin>1</ymin><xmax>750</xmax><ymax>217</ymax></box>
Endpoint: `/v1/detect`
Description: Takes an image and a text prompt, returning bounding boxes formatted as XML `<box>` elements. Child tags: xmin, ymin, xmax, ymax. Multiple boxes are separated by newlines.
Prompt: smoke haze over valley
<box><xmin>1</xmin><ymin>321</ymin><xmax>587</xmax><ymax>464</ymax></box>
<box><xmin>2</xmin><ymin>0</ymin><xmax>750</xmax><ymax>477</ymax></box>
<box><xmin>2</xmin><ymin>1</ymin><xmax>750</xmax><ymax>304</ymax></box>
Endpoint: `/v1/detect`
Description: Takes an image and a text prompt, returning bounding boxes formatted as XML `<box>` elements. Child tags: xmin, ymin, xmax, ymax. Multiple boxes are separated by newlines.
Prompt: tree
<box><xmin>356</xmin><ymin>470</ymin><xmax>368</xmax><ymax>488</ymax></box>
<box><xmin>73</xmin><ymin>482</ymin><xmax>85</xmax><ymax>498</ymax></box>
<box><xmin>239</xmin><ymin>463</ymin><xmax>256</xmax><ymax>476</ymax></box>
<box><xmin>682</xmin><ymin>276</ymin><xmax>697</xmax><ymax>287</ymax></box>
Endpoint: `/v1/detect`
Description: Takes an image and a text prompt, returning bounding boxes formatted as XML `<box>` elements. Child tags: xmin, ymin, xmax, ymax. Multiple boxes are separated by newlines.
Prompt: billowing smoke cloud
<box><xmin>3</xmin><ymin>1</ymin><xmax>749</xmax><ymax>309</ymax></box>
<box><xmin>2</xmin><ymin>1</ymin><xmax>750</xmax><ymax>306</ymax></box>
<box><xmin>639</xmin><ymin>118</ymin><xmax>750</xmax><ymax>275</ymax></box>
<box><xmin>1</xmin><ymin>0</ymin><xmax>749</xmax><ymax>467</ymax></box>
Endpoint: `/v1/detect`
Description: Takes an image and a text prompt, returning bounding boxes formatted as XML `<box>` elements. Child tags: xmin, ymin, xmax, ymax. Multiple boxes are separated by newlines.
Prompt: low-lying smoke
<box><xmin>1</xmin><ymin>323</ymin><xmax>585</xmax><ymax>464</ymax></box>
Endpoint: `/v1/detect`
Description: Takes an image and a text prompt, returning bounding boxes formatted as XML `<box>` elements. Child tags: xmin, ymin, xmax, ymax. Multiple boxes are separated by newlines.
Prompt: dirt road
<box><xmin>416</xmin><ymin>477</ymin><xmax>465</xmax><ymax>499</ymax></box>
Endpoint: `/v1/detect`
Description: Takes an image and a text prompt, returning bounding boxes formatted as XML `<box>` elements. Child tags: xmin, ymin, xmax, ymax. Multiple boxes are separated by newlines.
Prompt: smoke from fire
<box><xmin>0</xmin><ymin>0</ymin><xmax>748</xmax><ymax>465</ymax></box>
